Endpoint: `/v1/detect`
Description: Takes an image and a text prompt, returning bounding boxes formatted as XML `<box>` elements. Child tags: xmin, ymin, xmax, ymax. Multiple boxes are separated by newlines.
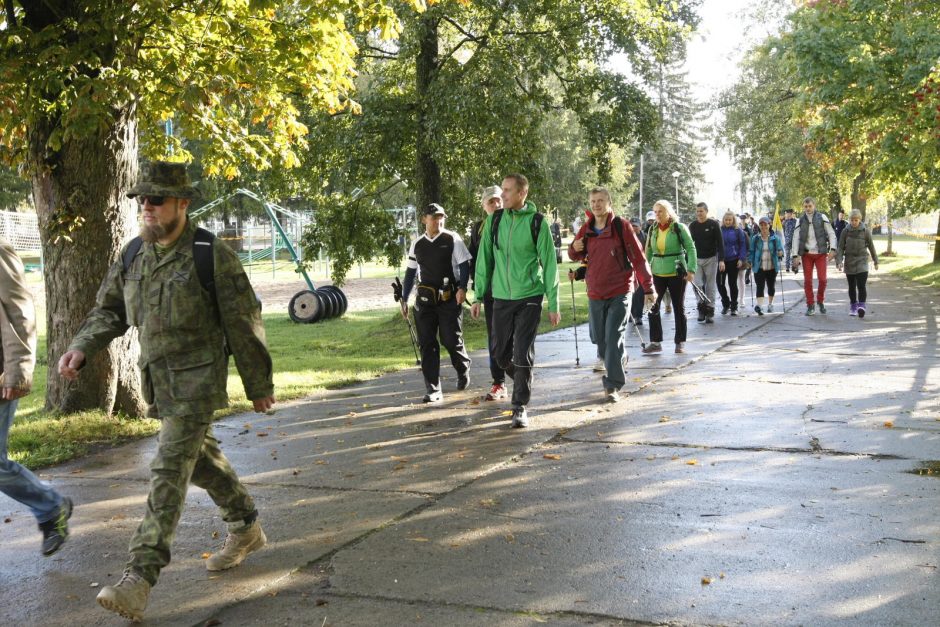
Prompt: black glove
<box><xmin>392</xmin><ymin>277</ymin><xmax>404</xmax><ymax>303</ymax></box>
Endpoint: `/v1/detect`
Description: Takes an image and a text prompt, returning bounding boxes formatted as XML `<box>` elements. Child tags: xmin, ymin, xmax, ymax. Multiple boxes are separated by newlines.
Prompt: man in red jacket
<box><xmin>569</xmin><ymin>188</ymin><xmax>655</xmax><ymax>402</ymax></box>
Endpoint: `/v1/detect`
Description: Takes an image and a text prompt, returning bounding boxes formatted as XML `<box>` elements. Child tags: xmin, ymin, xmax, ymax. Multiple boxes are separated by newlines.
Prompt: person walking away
<box><xmin>688</xmin><ymin>202</ymin><xmax>724</xmax><ymax>323</ymax></box>
<box><xmin>643</xmin><ymin>200</ymin><xmax>697</xmax><ymax>354</ymax></box>
<box><xmin>791</xmin><ymin>197</ymin><xmax>837</xmax><ymax>315</ymax></box>
<box><xmin>0</xmin><ymin>237</ymin><xmax>72</xmax><ymax>556</ymax></box>
<box><xmin>471</xmin><ymin>173</ymin><xmax>561</xmax><ymax>427</ymax></box>
<box><xmin>568</xmin><ymin>188</ymin><xmax>655</xmax><ymax>402</ymax></box>
<box><xmin>836</xmin><ymin>209</ymin><xmax>879</xmax><ymax>318</ymax></box>
<box><xmin>717</xmin><ymin>211</ymin><xmax>747</xmax><ymax>316</ymax></box>
<box><xmin>401</xmin><ymin>203</ymin><xmax>473</xmax><ymax>402</ymax></box>
<box><xmin>782</xmin><ymin>208</ymin><xmax>798</xmax><ymax>272</ymax></box>
<box><xmin>629</xmin><ymin>218</ymin><xmax>647</xmax><ymax>326</ymax></box>
<box><xmin>833</xmin><ymin>210</ymin><xmax>848</xmax><ymax>243</ymax></box>
<box><xmin>748</xmin><ymin>216</ymin><xmax>783</xmax><ymax>315</ymax></box>
<box><xmin>468</xmin><ymin>186</ymin><xmax>508</xmax><ymax>401</ymax></box>
<box><xmin>57</xmin><ymin>161</ymin><xmax>275</xmax><ymax>622</ymax></box>
<box><xmin>736</xmin><ymin>214</ymin><xmax>752</xmax><ymax>309</ymax></box>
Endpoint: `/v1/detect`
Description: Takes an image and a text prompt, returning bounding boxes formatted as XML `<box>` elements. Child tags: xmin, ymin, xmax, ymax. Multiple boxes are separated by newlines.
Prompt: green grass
<box><xmin>872</xmin><ymin>234</ymin><xmax>940</xmax><ymax>289</ymax></box>
<box><xmin>9</xmin><ymin>262</ymin><xmax>590</xmax><ymax>469</ymax></box>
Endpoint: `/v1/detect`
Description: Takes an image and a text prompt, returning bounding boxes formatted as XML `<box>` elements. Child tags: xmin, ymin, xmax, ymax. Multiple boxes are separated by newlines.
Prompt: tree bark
<box><xmin>28</xmin><ymin>105</ymin><xmax>146</xmax><ymax>415</ymax></box>
<box><xmin>850</xmin><ymin>170</ymin><xmax>868</xmax><ymax>220</ymax></box>
<box><xmin>415</xmin><ymin>12</ymin><xmax>442</xmax><ymax>209</ymax></box>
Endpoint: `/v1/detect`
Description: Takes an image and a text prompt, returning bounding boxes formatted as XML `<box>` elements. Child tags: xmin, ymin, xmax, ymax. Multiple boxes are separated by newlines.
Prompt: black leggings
<box><xmin>847</xmin><ymin>272</ymin><xmax>869</xmax><ymax>304</ymax></box>
<box><xmin>717</xmin><ymin>263</ymin><xmax>740</xmax><ymax>309</ymax></box>
<box><xmin>755</xmin><ymin>269</ymin><xmax>777</xmax><ymax>298</ymax></box>
<box><xmin>648</xmin><ymin>275</ymin><xmax>687</xmax><ymax>344</ymax></box>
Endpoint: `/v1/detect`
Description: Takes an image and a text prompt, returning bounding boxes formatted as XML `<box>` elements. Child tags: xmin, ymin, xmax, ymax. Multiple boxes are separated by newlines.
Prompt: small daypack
<box><xmin>491</xmin><ymin>209</ymin><xmax>544</xmax><ymax>250</ymax></box>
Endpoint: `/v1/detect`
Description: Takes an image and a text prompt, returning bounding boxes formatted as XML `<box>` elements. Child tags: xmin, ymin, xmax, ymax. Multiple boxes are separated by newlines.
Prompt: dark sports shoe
<box><xmin>40</xmin><ymin>497</ymin><xmax>72</xmax><ymax>556</ymax></box>
<box><xmin>818</xmin><ymin>303</ymin><xmax>827</xmax><ymax>314</ymax></box>
<box><xmin>605</xmin><ymin>388</ymin><xmax>620</xmax><ymax>403</ymax></box>
<box><xmin>642</xmin><ymin>342</ymin><xmax>662</xmax><ymax>354</ymax></box>
<box><xmin>457</xmin><ymin>373</ymin><xmax>470</xmax><ymax>390</ymax></box>
<box><xmin>806</xmin><ymin>304</ymin><xmax>815</xmax><ymax>316</ymax></box>
<box><xmin>697</xmin><ymin>311</ymin><xmax>706</xmax><ymax>323</ymax></box>
<box><xmin>510</xmin><ymin>406</ymin><xmax>529</xmax><ymax>428</ymax></box>
<box><xmin>754</xmin><ymin>305</ymin><xmax>763</xmax><ymax>316</ymax></box>
<box><xmin>721</xmin><ymin>306</ymin><xmax>729</xmax><ymax>315</ymax></box>
<box><xmin>674</xmin><ymin>342</ymin><xmax>685</xmax><ymax>354</ymax></box>
<box><xmin>857</xmin><ymin>302</ymin><xmax>866</xmax><ymax>318</ymax></box>
<box><xmin>423</xmin><ymin>391</ymin><xmax>443</xmax><ymax>403</ymax></box>
<box><xmin>705</xmin><ymin>317</ymin><xmax>714</xmax><ymax>324</ymax></box>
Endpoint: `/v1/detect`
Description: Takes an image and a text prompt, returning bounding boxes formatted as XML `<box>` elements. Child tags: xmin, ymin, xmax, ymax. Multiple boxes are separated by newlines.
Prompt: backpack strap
<box><xmin>122</xmin><ymin>236</ymin><xmax>144</xmax><ymax>273</ymax></box>
<box><xmin>492</xmin><ymin>209</ymin><xmax>543</xmax><ymax>250</ymax></box>
<box><xmin>122</xmin><ymin>229</ymin><xmax>216</xmax><ymax>300</ymax></box>
<box><xmin>193</xmin><ymin>227</ymin><xmax>216</xmax><ymax>298</ymax></box>
<box><xmin>612</xmin><ymin>217</ymin><xmax>632</xmax><ymax>270</ymax></box>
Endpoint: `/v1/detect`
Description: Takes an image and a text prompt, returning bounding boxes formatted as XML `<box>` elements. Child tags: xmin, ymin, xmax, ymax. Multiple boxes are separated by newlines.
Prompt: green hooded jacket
<box><xmin>473</xmin><ymin>201</ymin><xmax>560</xmax><ymax>312</ymax></box>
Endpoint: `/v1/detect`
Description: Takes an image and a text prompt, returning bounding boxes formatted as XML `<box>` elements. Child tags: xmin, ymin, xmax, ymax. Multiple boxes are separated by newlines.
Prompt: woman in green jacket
<box><xmin>643</xmin><ymin>200</ymin><xmax>697</xmax><ymax>354</ymax></box>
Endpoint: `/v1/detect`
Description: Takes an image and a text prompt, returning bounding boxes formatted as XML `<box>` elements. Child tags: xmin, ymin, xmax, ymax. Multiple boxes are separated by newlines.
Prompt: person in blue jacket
<box><xmin>717</xmin><ymin>211</ymin><xmax>748</xmax><ymax>316</ymax></box>
<box><xmin>748</xmin><ymin>216</ymin><xmax>784</xmax><ymax>315</ymax></box>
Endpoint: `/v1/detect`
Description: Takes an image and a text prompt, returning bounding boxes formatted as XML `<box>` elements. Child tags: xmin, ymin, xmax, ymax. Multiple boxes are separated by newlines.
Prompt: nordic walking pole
<box><xmin>779</xmin><ymin>267</ymin><xmax>786</xmax><ymax>311</ymax></box>
<box><xmin>569</xmin><ymin>274</ymin><xmax>580</xmax><ymax>366</ymax></box>
<box><xmin>392</xmin><ymin>277</ymin><xmax>421</xmax><ymax>365</ymax></box>
<box><xmin>627</xmin><ymin>311</ymin><xmax>647</xmax><ymax>351</ymax></box>
<box><xmin>749</xmin><ymin>266</ymin><xmax>755</xmax><ymax>308</ymax></box>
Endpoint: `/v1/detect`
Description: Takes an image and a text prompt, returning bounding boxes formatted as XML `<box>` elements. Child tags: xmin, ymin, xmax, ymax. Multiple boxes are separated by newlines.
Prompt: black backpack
<box><xmin>491</xmin><ymin>208</ymin><xmax>544</xmax><ymax>251</ymax></box>
<box><xmin>585</xmin><ymin>215</ymin><xmax>632</xmax><ymax>271</ymax></box>
<box><xmin>122</xmin><ymin>227</ymin><xmax>217</xmax><ymax>304</ymax></box>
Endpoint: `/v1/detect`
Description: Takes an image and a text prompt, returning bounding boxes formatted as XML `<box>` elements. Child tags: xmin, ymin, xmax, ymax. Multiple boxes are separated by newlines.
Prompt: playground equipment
<box><xmin>191</xmin><ymin>189</ymin><xmax>347</xmax><ymax>323</ymax></box>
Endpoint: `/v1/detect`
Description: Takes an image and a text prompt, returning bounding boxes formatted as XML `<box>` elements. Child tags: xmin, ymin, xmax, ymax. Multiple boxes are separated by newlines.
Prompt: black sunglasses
<box><xmin>136</xmin><ymin>195</ymin><xmax>167</xmax><ymax>206</ymax></box>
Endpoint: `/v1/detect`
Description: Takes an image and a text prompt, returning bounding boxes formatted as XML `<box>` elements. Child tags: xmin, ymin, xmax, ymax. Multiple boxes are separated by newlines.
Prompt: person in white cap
<box><xmin>468</xmin><ymin>186</ymin><xmax>508</xmax><ymax>401</ymax></box>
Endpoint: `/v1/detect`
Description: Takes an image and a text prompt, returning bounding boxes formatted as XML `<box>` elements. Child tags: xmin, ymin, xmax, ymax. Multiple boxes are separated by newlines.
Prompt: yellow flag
<box><xmin>772</xmin><ymin>201</ymin><xmax>784</xmax><ymax>233</ymax></box>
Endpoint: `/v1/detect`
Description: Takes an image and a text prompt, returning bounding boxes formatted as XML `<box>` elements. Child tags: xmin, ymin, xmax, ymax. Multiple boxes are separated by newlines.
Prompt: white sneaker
<box><xmin>593</xmin><ymin>358</ymin><xmax>606</xmax><ymax>373</ymax></box>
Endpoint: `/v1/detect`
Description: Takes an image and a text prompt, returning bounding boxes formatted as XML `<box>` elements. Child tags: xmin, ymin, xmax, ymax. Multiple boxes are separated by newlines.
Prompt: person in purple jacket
<box><xmin>716</xmin><ymin>211</ymin><xmax>748</xmax><ymax>316</ymax></box>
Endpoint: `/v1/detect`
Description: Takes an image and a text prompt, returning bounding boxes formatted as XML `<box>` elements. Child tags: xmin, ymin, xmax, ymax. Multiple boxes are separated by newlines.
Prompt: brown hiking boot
<box><xmin>97</xmin><ymin>569</ymin><xmax>151</xmax><ymax>622</ymax></box>
<box><xmin>206</xmin><ymin>521</ymin><xmax>267</xmax><ymax>571</ymax></box>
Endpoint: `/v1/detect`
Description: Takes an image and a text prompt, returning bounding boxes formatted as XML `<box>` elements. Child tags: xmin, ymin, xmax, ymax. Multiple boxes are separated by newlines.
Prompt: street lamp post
<box><xmin>671</xmin><ymin>171</ymin><xmax>680</xmax><ymax>217</ymax></box>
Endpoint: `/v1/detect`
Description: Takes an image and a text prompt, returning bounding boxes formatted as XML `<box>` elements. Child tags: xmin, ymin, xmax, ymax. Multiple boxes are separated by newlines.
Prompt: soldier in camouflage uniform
<box><xmin>58</xmin><ymin>161</ymin><xmax>275</xmax><ymax>622</ymax></box>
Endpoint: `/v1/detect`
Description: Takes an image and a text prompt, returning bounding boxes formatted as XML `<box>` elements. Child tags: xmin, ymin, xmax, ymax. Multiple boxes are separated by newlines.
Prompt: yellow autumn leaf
<box><xmin>686</xmin><ymin>459</ymin><xmax>698</xmax><ymax>466</ymax></box>
<box><xmin>543</xmin><ymin>454</ymin><xmax>562</xmax><ymax>460</ymax></box>
<box><xmin>701</xmin><ymin>576</ymin><xmax>712</xmax><ymax>585</ymax></box>
<box><xmin>883</xmin><ymin>421</ymin><xmax>894</xmax><ymax>428</ymax></box>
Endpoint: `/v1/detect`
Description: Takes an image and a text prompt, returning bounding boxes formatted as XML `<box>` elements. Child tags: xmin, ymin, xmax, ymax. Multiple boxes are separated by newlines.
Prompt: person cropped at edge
<box><xmin>687</xmin><ymin>202</ymin><xmax>724</xmax><ymax>323</ymax></box>
<box><xmin>568</xmin><ymin>187</ymin><xmax>654</xmax><ymax>403</ymax></box>
<box><xmin>791</xmin><ymin>196</ymin><xmax>837</xmax><ymax>315</ymax></box>
<box><xmin>748</xmin><ymin>216</ymin><xmax>784</xmax><ymax>315</ymax></box>
<box><xmin>468</xmin><ymin>186</ymin><xmax>508</xmax><ymax>401</ymax></box>
<box><xmin>471</xmin><ymin>173</ymin><xmax>561</xmax><ymax>428</ymax></box>
<box><xmin>0</xmin><ymin>237</ymin><xmax>73</xmax><ymax>557</ymax></box>
<box><xmin>835</xmin><ymin>209</ymin><xmax>879</xmax><ymax>318</ymax></box>
<box><xmin>400</xmin><ymin>203</ymin><xmax>473</xmax><ymax>403</ymax></box>
<box><xmin>57</xmin><ymin>161</ymin><xmax>275</xmax><ymax>622</ymax></box>
<box><xmin>643</xmin><ymin>199</ymin><xmax>697</xmax><ymax>354</ymax></box>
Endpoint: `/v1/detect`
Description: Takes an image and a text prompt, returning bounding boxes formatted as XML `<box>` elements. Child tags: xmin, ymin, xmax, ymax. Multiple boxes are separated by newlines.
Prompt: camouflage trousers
<box><xmin>128</xmin><ymin>412</ymin><xmax>256</xmax><ymax>585</ymax></box>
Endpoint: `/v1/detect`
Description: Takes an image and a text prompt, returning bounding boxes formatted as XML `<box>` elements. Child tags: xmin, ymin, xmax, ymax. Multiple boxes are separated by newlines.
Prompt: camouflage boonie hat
<box><xmin>126</xmin><ymin>161</ymin><xmax>199</xmax><ymax>199</ymax></box>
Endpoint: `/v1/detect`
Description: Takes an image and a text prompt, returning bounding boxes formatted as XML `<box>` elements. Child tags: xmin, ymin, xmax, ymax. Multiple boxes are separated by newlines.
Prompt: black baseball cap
<box><xmin>424</xmin><ymin>203</ymin><xmax>446</xmax><ymax>217</ymax></box>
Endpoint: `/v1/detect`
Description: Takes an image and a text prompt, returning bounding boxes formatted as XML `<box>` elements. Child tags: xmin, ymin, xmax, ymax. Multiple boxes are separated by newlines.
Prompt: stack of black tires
<box><xmin>288</xmin><ymin>286</ymin><xmax>348</xmax><ymax>323</ymax></box>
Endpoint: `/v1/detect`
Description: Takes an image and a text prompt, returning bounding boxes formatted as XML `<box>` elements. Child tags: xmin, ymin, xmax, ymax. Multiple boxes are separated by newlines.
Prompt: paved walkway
<box><xmin>2</xmin><ymin>271</ymin><xmax>938</xmax><ymax>626</ymax></box>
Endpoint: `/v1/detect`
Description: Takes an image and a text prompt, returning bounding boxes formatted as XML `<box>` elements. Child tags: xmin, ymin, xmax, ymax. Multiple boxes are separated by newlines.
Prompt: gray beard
<box><xmin>140</xmin><ymin>214</ymin><xmax>182</xmax><ymax>243</ymax></box>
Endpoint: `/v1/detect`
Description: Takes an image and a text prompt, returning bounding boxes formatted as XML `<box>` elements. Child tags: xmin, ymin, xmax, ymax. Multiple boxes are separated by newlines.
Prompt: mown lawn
<box><xmin>9</xmin><ymin>261</ymin><xmax>589</xmax><ymax>469</ymax></box>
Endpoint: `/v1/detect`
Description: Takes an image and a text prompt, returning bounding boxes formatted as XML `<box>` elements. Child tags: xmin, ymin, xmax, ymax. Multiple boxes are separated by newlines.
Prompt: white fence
<box><xmin>0</xmin><ymin>210</ymin><xmax>41</xmax><ymax>252</ymax></box>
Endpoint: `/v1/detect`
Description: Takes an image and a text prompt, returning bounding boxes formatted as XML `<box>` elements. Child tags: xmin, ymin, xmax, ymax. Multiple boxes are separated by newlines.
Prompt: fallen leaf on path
<box><xmin>470</xmin><ymin>398</ymin><xmax>481</xmax><ymax>405</ymax></box>
<box><xmin>479</xmin><ymin>498</ymin><xmax>498</xmax><ymax>508</ymax></box>
<box><xmin>543</xmin><ymin>454</ymin><xmax>562</xmax><ymax>460</ymax></box>
<box><xmin>3</xmin><ymin>517</ymin><xmax>10</xmax><ymax>523</ymax></box>
<box><xmin>701</xmin><ymin>577</ymin><xmax>712</xmax><ymax>585</ymax></box>
<box><xmin>646</xmin><ymin>455</ymin><xmax>656</xmax><ymax>460</ymax></box>
<box><xmin>292</xmin><ymin>470</ymin><xmax>300</xmax><ymax>475</ymax></box>
<box><xmin>883</xmin><ymin>421</ymin><xmax>894</xmax><ymax>428</ymax></box>
<box><xmin>201</xmin><ymin>552</ymin><xmax>211</xmax><ymax>559</ymax></box>
<box><xmin>720</xmin><ymin>572</ymin><xmax>726</xmax><ymax>579</ymax></box>
<box><xmin>257</xmin><ymin>432</ymin><xmax>269</xmax><ymax>437</ymax></box>
<box><xmin>659</xmin><ymin>416</ymin><xmax>671</xmax><ymax>423</ymax></box>
<box><xmin>505</xmin><ymin>533</ymin><xmax>515</xmax><ymax>542</ymax></box>
<box><xmin>70</xmin><ymin>469</ymin><xmax>83</xmax><ymax>474</ymax></box>
<box><xmin>315</xmin><ymin>599</ymin><xmax>328</xmax><ymax>606</ymax></box>
<box><xmin>89</xmin><ymin>582</ymin><xmax>99</xmax><ymax>588</ymax></box>
<box><xmin>686</xmin><ymin>459</ymin><xmax>698</xmax><ymax>466</ymax></box>
<box><xmin>409</xmin><ymin>537</ymin><xmax>430</xmax><ymax>542</ymax></box>
<box><xmin>671</xmin><ymin>454</ymin><xmax>680</xmax><ymax>460</ymax></box>
<box><xmin>244</xmin><ymin>423</ymin><xmax>252</xmax><ymax>429</ymax></box>
<box><xmin>315</xmin><ymin>460</ymin><xmax>328</xmax><ymax>465</ymax></box>
<box><xmin>501</xmin><ymin>410</ymin><xmax>514</xmax><ymax>417</ymax></box>
<box><xmin>212</xmin><ymin>531</ymin><xmax>219</xmax><ymax>539</ymax></box>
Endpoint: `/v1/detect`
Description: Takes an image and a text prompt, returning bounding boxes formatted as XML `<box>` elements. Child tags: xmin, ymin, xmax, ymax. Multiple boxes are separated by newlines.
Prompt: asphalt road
<box><xmin>2</xmin><ymin>270</ymin><xmax>937</xmax><ymax>626</ymax></box>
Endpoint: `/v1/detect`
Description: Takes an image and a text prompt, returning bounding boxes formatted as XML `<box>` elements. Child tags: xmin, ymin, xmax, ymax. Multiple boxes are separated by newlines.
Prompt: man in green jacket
<box><xmin>58</xmin><ymin>161</ymin><xmax>275</xmax><ymax>622</ymax></box>
<box><xmin>471</xmin><ymin>174</ymin><xmax>560</xmax><ymax>427</ymax></box>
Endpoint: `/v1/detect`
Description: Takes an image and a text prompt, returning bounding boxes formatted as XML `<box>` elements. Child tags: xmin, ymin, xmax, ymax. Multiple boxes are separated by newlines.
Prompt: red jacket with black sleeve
<box><xmin>567</xmin><ymin>213</ymin><xmax>654</xmax><ymax>300</ymax></box>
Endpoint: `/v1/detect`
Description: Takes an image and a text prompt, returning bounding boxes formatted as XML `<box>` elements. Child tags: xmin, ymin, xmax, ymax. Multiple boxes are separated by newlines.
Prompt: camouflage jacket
<box><xmin>69</xmin><ymin>220</ymin><xmax>273</xmax><ymax>418</ymax></box>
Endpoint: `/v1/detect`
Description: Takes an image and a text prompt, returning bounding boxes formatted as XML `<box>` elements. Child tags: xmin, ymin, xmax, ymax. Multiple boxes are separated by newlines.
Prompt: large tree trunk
<box><xmin>415</xmin><ymin>13</ymin><xmax>442</xmax><ymax>209</ymax></box>
<box><xmin>28</xmin><ymin>105</ymin><xmax>146</xmax><ymax>415</ymax></box>
<box><xmin>851</xmin><ymin>170</ymin><xmax>868</xmax><ymax>220</ymax></box>
<box><xmin>934</xmin><ymin>211</ymin><xmax>940</xmax><ymax>264</ymax></box>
